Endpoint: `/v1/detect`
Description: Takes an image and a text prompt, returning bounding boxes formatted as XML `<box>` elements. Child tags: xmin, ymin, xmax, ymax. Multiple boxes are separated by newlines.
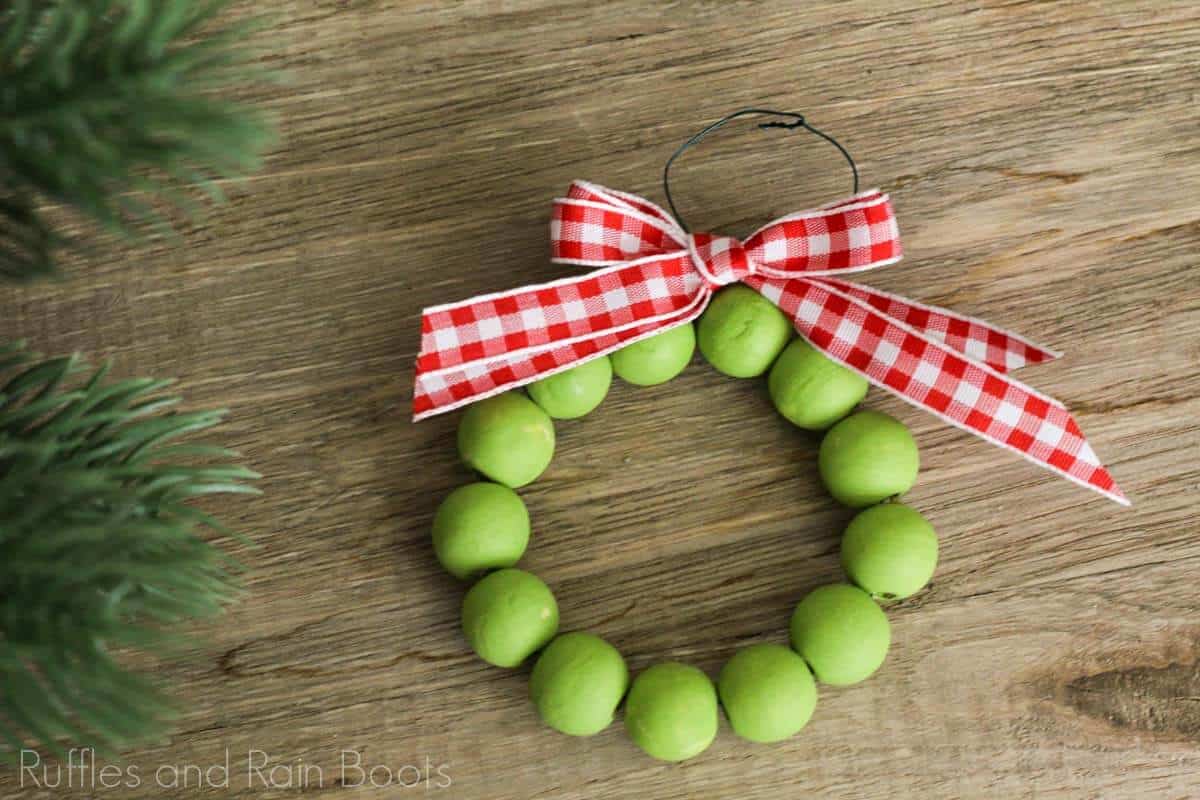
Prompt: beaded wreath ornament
<box><xmin>415</xmin><ymin>110</ymin><xmax>1125</xmax><ymax>761</ymax></box>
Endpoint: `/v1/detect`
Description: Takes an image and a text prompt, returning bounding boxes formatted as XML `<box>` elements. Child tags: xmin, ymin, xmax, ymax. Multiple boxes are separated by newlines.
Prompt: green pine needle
<box><xmin>0</xmin><ymin>0</ymin><xmax>278</xmax><ymax>280</ymax></box>
<box><xmin>0</xmin><ymin>341</ymin><xmax>259</xmax><ymax>760</ymax></box>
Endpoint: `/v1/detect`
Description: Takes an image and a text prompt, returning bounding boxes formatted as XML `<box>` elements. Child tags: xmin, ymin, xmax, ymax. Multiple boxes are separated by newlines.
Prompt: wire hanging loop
<box><xmin>661</xmin><ymin>108</ymin><xmax>860</xmax><ymax>233</ymax></box>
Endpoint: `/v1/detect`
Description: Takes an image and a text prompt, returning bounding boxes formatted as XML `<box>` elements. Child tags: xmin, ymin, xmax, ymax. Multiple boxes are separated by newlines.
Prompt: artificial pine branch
<box><xmin>0</xmin><ymin>341</ymin><xmax>259</xmax><ymax>759</ymax></box>
<box><xmin>0</xmin><ymin>0</ymin><xmax>277</xmax><ymax>280</ymax></box>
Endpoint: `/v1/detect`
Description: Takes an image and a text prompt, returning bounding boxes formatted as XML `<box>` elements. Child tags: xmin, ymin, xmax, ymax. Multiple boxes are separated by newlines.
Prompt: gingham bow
<box><xmin>414</xmin><ymin>181</ymin><xmax>1127</xmax><ymax>505</ymax></box>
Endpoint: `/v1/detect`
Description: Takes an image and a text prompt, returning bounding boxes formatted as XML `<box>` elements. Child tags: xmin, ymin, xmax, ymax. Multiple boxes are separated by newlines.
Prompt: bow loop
<box><xmin>687</xmin><ymin>233</ymin><xmax>755</xmax><ymax>288</ymax></box>
<box><xmin>551</xmin><ymin>181</ymin><xmax>685</xmax><ymax>266</ymax></box>
<box><xmin>744</xmin><ymin>190</ymin><xmax>902</xmax><ymax>278</ymax></box>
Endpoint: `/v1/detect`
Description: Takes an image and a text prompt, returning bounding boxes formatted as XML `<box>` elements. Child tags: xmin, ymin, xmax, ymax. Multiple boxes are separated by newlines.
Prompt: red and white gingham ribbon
<box><xmin>414</xmin><ymin>181</ymin><xmax>1127</xmax><ymax>505</ymax></box>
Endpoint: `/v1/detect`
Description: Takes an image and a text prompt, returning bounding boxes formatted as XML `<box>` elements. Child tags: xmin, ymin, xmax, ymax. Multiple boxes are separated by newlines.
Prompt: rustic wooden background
<box><xmin>2</xmin><ymin>1</ymin><xmax>1199</xmax><ymax>798</ymax></box>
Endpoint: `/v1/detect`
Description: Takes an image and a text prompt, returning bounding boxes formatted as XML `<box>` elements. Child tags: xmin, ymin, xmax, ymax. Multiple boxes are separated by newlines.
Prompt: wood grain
<box><xmin>2</xmin><ymin>1</ymin><xmax>1199</xmax><ymax>797</ymax></box>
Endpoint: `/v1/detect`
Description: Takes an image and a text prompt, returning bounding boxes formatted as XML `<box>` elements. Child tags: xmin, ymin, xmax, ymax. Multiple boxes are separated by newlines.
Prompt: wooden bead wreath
<box><xmin>432</xmin><ymin>315</ymin><xmax>937</xmax><ymax>762</ymax></box>
<box><xmin>418</xmin><ymin>110</ymin><xmax>1125</xmax><ymax>761</ymax></box>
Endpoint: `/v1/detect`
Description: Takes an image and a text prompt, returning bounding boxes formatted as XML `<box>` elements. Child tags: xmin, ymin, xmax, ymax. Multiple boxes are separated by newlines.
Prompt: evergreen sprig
<box><xmin>0</xmin><ymin>341</ymin><xmax>259</xmax><ymax>759</ymax></box>
<box><xmin>0</xmin><ymin>0</ymin><xmax>277</xmax><ymax>280</ymax></box>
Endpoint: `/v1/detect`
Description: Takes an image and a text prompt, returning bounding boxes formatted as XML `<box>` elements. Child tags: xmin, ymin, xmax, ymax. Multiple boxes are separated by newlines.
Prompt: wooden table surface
<box><xmin>2</xmin><ymin>1</ymin><xmax>1199</xmax><ymax>798</ymax></box>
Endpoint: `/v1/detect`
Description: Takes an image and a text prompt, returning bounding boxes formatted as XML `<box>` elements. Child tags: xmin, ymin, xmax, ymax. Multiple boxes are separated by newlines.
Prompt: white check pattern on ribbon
<box><xmin>414</xmin><ymin>181</ymin><xmax>1127</xmax><ymax>505</ymax></box>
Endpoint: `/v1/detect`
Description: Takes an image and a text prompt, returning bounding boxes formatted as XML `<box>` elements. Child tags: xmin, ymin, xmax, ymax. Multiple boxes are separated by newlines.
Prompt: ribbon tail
<box><xmin>748</xmin><ymin>275</ymin><xmax>1128</xmax><ymax>506</ymax></box>
<box><xmin>413</xmin><ymin>252</ymin><xmax>708</xmax><ymax>420</ymax></box>
<box><xmin>414</xmin><ymin>300</ymin><xmax>706</xmax><ymax>420</ymax></box>
<box><xmin>814</xmin><ymin>277</ymin><xmax>1061</xmax><ymax>372</ymax></box>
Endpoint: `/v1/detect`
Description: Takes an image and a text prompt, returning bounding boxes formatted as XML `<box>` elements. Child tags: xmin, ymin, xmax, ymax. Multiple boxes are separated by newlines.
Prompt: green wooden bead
<box><xmin>461</xmin><ymin>568</ymin><xmax>558</xmax><ymax>668</ymax></box>
<box><xmin>789</xmin><ymin>584</ymin><xmax>890</xmax><ymax>686</ymax></box>
<box><xmin>431</xmin><ymin>482</ymin><xmax>530</xmax><ymax>580</ymax></box>
<box><xmin>697</xmin><ymin>285</ymin><xmax>792</xmax><ymax>378</ymax></box>
<box><xmin>610</xmin><ymin>323</ymin><xmax>695</xmax><ymax>386</ymax></box>
<box><xmin>818</xmin><ymin>410</ymin><xmax>919</xmax><ymax>507</ymax></box>
<box><xmin>624</xmin><ymin>662</ymin><xmax>718</xmax><ymax>762</ymax></box>
<box><xmin>457</xmin><ymin>393</ymin><xmax>555</xmax><ymax>488</ymax></box>
<box><xmin>717</xmin><ymin>643</ymin><xmax>817</xmax><ymax>743</ymax></box>
<box><xmin>768</xmin><ymin>338</ymin><xmax>869</xmax><ymax>430</ymax></box>
<box><xmin>530</xmin><ymin>632</ymin><xmax>629</xmax><ymax>736</ymax></box>
<box><xmin>528</xmin><ymin>356</ymin><xmax>612</xmax><ymax>419</ymax></box>
<box><xmin>841</xmin><ymin>503</ymin><xmax>938</xmax><ymax>600</ymax></box>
